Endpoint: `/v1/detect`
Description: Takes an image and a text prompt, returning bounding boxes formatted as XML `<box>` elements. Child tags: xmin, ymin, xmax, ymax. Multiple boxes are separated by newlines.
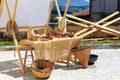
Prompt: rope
<box><xmin>58</xmin><ymin>17</ymin><xmax>66</xmax><ymax>30</ymax></box>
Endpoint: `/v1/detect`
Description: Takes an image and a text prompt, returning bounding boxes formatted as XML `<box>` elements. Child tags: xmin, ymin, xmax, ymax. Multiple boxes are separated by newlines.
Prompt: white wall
<box><xmin>0</xmin><ymin>0</ymin><xmax>51</xmax><ymax>27</ymax></box>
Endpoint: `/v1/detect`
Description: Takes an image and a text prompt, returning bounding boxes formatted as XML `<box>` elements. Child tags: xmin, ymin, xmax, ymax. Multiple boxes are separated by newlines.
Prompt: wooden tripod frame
<box><xmin>44</xmin><ymin>0</ymin><xmax>70</xmax><ymax>34</ymax></box>
<box><xmin>2</xmin><ymin>0</ymin><xmax>24</xmax><ymax>73</ymax></box>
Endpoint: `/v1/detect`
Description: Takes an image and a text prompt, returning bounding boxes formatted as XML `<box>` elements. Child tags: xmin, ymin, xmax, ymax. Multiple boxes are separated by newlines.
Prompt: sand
<box><xmin>0</xmin><ymin>49</ymin><xmax>120</xmax><ymax>80</ymax></box>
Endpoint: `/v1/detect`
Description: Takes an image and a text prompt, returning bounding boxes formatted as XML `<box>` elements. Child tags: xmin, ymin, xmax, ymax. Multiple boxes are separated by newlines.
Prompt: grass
<box><xmin>0</xmin><ymin>41</ymin><xmax>14</xmax><ymax>46</ymax></box>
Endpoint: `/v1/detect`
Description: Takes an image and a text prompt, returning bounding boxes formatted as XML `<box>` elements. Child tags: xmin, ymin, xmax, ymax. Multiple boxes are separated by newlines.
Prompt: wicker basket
<box><xmin>32</xmin><ymin>59</ymin><xmax>54</xmax><ymax>79</ymax></box>
<box><xmin>72</xmin><ymin>47</ymin><xmax>91</xmax><ymax>68</ymax></box>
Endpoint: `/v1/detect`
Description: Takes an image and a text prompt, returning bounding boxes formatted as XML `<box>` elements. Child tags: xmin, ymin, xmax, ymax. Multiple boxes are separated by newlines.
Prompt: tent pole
<box><xmin>44</xmin><ymin>0</ymin><xmax>54</xmax><ymax>34</ymax></box>
<box><xmin>11</xmin><ymin>0</ymin><xmax>24</xmax><ymax>73</ymax></box>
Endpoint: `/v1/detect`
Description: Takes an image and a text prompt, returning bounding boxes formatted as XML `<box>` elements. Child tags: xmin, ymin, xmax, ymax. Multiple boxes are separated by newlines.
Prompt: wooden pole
<box><xmin>102</xmin><ymin>17</ymin><xmax>120</xmax><ymax>27</ymax></box>
<box><xmin>101</xmin><ymin>30</ymin><xmax>120</xmax><ymax>37</ymax></box>
<box><xmin>83</xmin><ymin>37</ymin><xmax>119</xmax><ymax>41</ymax></box>
<box><xmin>68</xmin><ymin>11</ymin><xmax>120</xmax><ymax>37</ymax></box>
<box><xmin>0</xmin><ymin>0</ymin><xmax>4</xmax><ymax>16</ymax></box>
<box><xmin>11</xmin><ymin>0</ymin><xmax>24</xmax><ymax>73</ymax></box>
<box><xmin>66</xmin><ymin>19</ymin><xmax>88</xmax><ymax>28</ymax></box>
<box><xmin>54</xmin><ymin>0</ymin><xmax>61</xmax><ymax>17</ymax></box>
<box><xmin>74</xmin><ymin>28</ymin><xmax>89</xmax><ymax>36</ymax></box>
<box><xmin>96</xmin><ymin>11</ymin><xmax>119</xmax><ymax>24</ymax></box>
<box><xmin>79</xmin><ymin>28</ymin><xmax>96</xmax><ymax>38</ymax></box>
<box><xmin>45</xmin><ymin>0</ymin><xmax>54</xmax><ymax>25</ymax></box>
<box><xmin>66</xmin><ymin>14</ymin><xmax>120</xmax><ymax>35</ymax></box>
<box><xmin>63</xmin><ymin>0</ymin><xmax>70</xmax><ymax>19</ymax></box>
<box><xmin>4</xmin><ymin>0</ymin><xmax>11</xmax><ymax>20</ymax></box>
<box><xmin>44</xmin><ymin>0</ymin><xmax>54</xmax><ymax>34</ymax></box>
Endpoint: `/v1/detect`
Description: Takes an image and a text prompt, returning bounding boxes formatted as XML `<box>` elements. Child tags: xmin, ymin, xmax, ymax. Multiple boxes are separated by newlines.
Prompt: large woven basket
<box><xmin>32</xmin><ymin>59</ymin><xmax>54</xmax><ymax>79</ymax></box>
<box><xmin>72</xmin><ymin>47</ymin><xmax>91</xmax><ymax>68</ymax></box>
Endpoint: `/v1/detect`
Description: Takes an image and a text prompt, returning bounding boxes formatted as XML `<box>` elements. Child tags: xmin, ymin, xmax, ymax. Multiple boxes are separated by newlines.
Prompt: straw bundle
<box><xmin>5</xmin><ymin>20</ymin><xmax>18</xmax><ymax>36</ymax></box>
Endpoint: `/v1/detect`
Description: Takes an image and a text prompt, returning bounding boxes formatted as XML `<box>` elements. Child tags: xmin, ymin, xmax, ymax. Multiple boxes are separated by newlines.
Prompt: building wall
<box><xmin>91</xmin><ymin>0</ymin><xmax>117</xmax><ymax>13</ymax></box>
<box><xmin>90</xmin><ymin>0</ymin><xmax>119</xmax><ymax>21</ymax></box>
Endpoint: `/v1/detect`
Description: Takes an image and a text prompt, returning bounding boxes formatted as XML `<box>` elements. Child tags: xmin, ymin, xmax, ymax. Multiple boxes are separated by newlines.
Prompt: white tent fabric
<box><xmin>0</xmin><ymin>0</ymin><xmax>51</xmax><ymax>27</ymax></box>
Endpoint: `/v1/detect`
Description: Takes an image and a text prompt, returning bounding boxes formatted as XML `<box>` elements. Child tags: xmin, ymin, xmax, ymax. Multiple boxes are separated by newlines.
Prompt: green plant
<box><xmin>0</xmin><ymin>41</ymin><xmax>14</xmax><ymax>46</ymax></box>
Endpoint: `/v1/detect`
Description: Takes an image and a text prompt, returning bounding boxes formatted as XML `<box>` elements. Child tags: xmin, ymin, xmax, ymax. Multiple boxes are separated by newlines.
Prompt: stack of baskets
<box><xmin>32</xmin><ymin>59</ymin><xmax>54</xmax><ymax>79</ymax></box>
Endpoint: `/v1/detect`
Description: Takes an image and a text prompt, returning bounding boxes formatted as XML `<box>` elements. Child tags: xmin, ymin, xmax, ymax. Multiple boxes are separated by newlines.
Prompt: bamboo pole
<box><xmin>0</xmin><ymin>0</ymin><xmax>4</xmax><ymax>16</ymax></box>
<box><xmin>79</xmin><ymin>28</ymin><xmax>97</xmax><ymax>38</ymax></box>
<box><xmin>54</xmin><ymin>0</ymin><xmax>61</xmax><ymax>17</ymax></box>
<box><xmin>102</xmin><ymin>17</ymin><xmax>120</xmax><ymax>27</ymax></box>
<box><xmin>83</xmin><ymin>37</ymin><xmax>119</xmax><ymax>41</ymax></box>
<box><xmin>66</xmin><ymin>19</ymin><xmax>88</xmax><ymax>28</ymax></box>
<box><xmin>44</xmin><ymin>0</ymin><xmax>55</xmax><ymax>34</ymax></box>
<box><xmin>96</xmin><ymin>11</ymin><xmax>119</xmax><ymax>24</ymax></box>
<box><xmin>67</xmin><ymin>14</ymin><xmax>93</xmax><ymax>24</ymax></box>
<box><xmin>4</xmin><ymin>0</ymin><xmax>11</xmax><ymax>20</ymax></box>
<box><xmin>101</xmin><ymin>30</ymin><xmax>120</xmax><ymax>37</ymax></box>
<box><xmin>63</xmin><ymin>0</ymin><xmax>70</xmax><ymax>19</ymax></box>
<box><xmin>11</xmin><ymin>0</ymin><xmax>24</xmax><ymax>73</ymax></box>
<box><xmin>69</xmin><ymin>11</ymin><xmax>120</xmax><ymax>36</ymax></box>
<box><xmin>68</xmin><ymin>11</ymin><xmax>120</xmax><ymax>37</ymax></box>
<box><xmin>66</xmin><ymin>14</ymin><xmax>120</xmax><ymax>35</ymax></box>
<box><xmin>74</xmin><ymin>28</ymin><xmax>89</xmax><ymax>36</ymax></box>
<box><xmin>45</xmin><ymin>0</ymin><xmax>54</xmax><ymax>25</ymax></box>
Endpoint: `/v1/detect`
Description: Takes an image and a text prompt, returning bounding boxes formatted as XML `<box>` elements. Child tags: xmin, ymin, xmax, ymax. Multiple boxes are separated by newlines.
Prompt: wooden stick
<box><xmin>4</xmin><ymin>0</ymin><xmax>11</xmax><ymax>20</ymax></box>
<box><xmin>96</xmin><ymin>11</ymin><xmax>119</xmax><ymax>24</ymax></box>
<box><xmin>54</xmin><ymin>0</ymin><xmax>61</xmax><ymax>17</ymax></box>
<box><xmin>11</xmin><ymin>0</ymin><xmax>25</xmax><ymax>73</ymax></box>
<box><xmin>68</xmin><ymin>13</ymin><xmax>120</xmax><ymax>37</ymax></box>
<box><xmin>0</xmin><ymin>0</ymin><xmax>4</xmax><ymax>16</ymax></box>
<box><xmin>67</xmin><ymin>14</ymin><xmax>94</xmax><ymax>24</ymax></box>
<box><xmin>45</xmin><ymin>0</ymin><xmax>54</xmax><ymax>25</ymax></box>
<box><xmin>79</xmin><ymin>28</ymin><xmax>97</xmax><ymax>38</ymax></box>
<box><xmin>74</xmin><ymin>28</ymin><xmax>89</xmax><ymax>36</ymax></box>
<box><xmin>11</xmin><ymin>0</ymin><xmax>18</xmax><ymax>24</ymax></box>
<box><xmin>67</xmin><ymin>14</ymin><xmax>120</xmax><ymax>35</ymax></box>
<box><xmin>83</xmin><ymin>37</ymin><xmax>119</xmax><ymax>41</ymax></box>
<box><xmin>69</xmin><ymin>11</ymin><xmax>120</xmax><ymax>37</ymax></box>
<box><xmin>23</xmin><ymin>50</ymin><xmax>28</xmax><ymax>70</ymax></box>
<box><xmin>67</xmin><ymin>19</ymin><xmax>88</xmax><ymax>28</ymax></box>
<box><xmin>63</xmin><ymin>0</ymin><xmax>70</xmax><ymax>19</ymax></box>
<box><xmin>44</xmin><ymin>0</ymin><xmax>54</xmax><ymax>34</ymax></box>
<box><xmin>102</xmin><ymin>17</ymin><xmax>120</xmax><ymax>27</ymax></box>
<box><xmin>101</xmin><ymin>30</ymin><xmax>120</xmax><ymax>37</ymax></box>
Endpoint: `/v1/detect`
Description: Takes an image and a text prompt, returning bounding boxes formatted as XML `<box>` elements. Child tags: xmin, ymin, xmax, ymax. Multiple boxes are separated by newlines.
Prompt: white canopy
<box><xmin>0</xmin><ymin>0</ymin><xmax>51</xmax><ymax>27</ymax></box>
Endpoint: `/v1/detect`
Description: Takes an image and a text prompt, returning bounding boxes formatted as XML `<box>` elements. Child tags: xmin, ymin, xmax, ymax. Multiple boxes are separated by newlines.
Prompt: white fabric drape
<box><xmin>0</xmin><ymin>0</ymin><xmax>51</xmax><ymax>27</ymax></box>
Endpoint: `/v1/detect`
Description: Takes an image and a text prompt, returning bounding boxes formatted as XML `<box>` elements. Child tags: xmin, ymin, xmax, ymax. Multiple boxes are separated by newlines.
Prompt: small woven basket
<box><xmin>32</xmin><ymin>59</ymin><xmax>54</xmax><ymax>79</ymax></box>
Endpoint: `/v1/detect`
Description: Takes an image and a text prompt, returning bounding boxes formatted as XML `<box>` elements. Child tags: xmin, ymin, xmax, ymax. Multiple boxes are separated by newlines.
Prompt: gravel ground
<box><xmin>0</xmin><ymin>49</ymin><xmax>120</xmax><ymax>80</ymax></box>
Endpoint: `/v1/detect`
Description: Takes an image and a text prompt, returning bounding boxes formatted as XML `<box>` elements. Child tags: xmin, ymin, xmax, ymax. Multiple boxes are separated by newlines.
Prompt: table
<box><xmin>20</xmin><ymin>37</ymin><xmax>82</xmax><ymax>61</ymax></box>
